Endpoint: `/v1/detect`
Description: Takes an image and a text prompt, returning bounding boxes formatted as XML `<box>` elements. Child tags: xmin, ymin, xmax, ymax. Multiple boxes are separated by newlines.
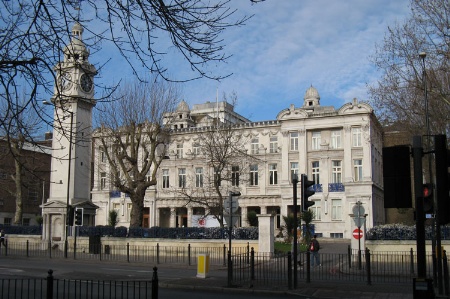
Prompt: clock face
<box><xmin>80</xmin><ymin>73</ymin><xmax>93</xmax><ymax>92</ymax></box>
<box><xmin>58</xmin><ymin>72</ymin><xmax>72</xmax><ymax>91</ymax></box>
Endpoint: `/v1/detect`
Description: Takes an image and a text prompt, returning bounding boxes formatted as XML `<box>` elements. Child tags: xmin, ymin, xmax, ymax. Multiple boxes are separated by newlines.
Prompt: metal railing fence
<box><xmin>0</xmin><ymin>268</ymin><xmax>159</xmax><ymax>299</ymax></box>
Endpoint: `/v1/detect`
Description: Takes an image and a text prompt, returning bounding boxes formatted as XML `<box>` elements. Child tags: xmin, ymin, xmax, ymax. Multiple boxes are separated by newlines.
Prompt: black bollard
<box><xmin>365</xmin><ymin>248</ymin><xmax>371</xmax><ymax>285</ymax></box>
<box><xmin>46</xmin><ymin>269</ymin><xmax>53</xmax><ymax>299</ymax></box>
<box><xmin>152</xmin><ymin>266</ymin><xmax>158</xmax><ymax>299</ymax></box>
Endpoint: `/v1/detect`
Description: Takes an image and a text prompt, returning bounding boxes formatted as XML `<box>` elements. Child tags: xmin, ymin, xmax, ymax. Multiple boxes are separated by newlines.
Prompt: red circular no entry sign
<box><xmin>353</xmin><ymin>228</ymin><xmax>363</xmax><ymax>239</ymax></box>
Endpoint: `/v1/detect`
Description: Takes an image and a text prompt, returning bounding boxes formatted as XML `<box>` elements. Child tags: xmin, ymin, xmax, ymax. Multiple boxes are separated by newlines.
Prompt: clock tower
<box><xmin>42</xmin><ymin>22</ymin><xmax>98</xmax><ymax>243</ymax></box>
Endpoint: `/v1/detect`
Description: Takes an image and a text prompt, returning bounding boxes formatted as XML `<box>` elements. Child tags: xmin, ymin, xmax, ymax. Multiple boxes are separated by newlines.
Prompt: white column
<box><xmin>170</xmin><ymin>208</ymin><xmax>176</xmax><ymax>227</ymax></box>
<box><xmin>257</xmin><ymin>214</ymin><xmax>274</xmax><ymax>254</ymax></box>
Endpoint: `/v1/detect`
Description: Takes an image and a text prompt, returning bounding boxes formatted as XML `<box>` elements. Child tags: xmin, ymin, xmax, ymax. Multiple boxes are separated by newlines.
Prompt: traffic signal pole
<box><xmin>413</xmin><ymin>136</ymin><xmax>426</xmax><ymax>278</ymax></box>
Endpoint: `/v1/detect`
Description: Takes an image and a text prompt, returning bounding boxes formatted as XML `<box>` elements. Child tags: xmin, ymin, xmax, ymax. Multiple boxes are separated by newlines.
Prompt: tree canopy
<box><xmin>369</xmin><ymin>0</ymin><xmax>449</xmax><ymax>138</ymax></box>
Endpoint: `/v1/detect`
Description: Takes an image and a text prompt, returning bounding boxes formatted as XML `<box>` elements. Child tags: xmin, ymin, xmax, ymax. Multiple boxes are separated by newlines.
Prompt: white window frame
<box><xmin>251</xmin><ymin>138</ymin><xmax>259</xmax><ymax>155</ymax></box>
<box><xmin>178</xmin><ymin>168</ymin><xmax>186</xmax><ymax>188</ymax></box>
<box><xmin>162</xmin><ymin>169</ymin><xmax>170</xmax><ymax>189</ymax></box>
<box><xmin>312</xmin><ymin>161</ymin><xmax>320</xmax><ymax>184</ymax></box>
<box><xmin>330</xmin><ymin>130</ymin><xmax>341</xmax><ymax>149</ymax></box>
<box><xmin>331</xmin><ymin>160</ymin><xmax>342</xmax><ymax>183</ymax></box>
<box><xmin>249</xmin><ymin>164</ymin><xmax>258</xmax><ymax>186</ymax></box>
<box><xmin>195</xmin><ymin>167</ymin><xmax>203</xmax><ymax>187</ymax></box>
<box><xmin>100</xmin><ymin>172</ymin><xmax>107</xmax><ymax>190</ymax></box>
<box><xmin>352</xmin><ymin>127</ymin><xmax>362</xmax><ymax>147</ymax></box>
<box><xmin>269</xmin><ymin>136</ymin><xmax>278</xmax><ymax>153</ymax></box>
<box><xmin>311</xmin><ymin>201</ymin><xmax>321</xmax><ymax>220</ymax></box>
<box><xmin>231</xmin><ymin>166</ymin><xmax>239</xmax><ymax>187</ymax></box>
<box><xmin>269</xmin><ymin>164</ymin><xmax>278</xmax><ymax>185</ymax></box>
<box><xmin>353</xmin><ymin>159</ymin><xmax>363</xmax><ymax>182</ymax></box>
<box><xmin>290</xmin><ymin>132</ymin><xmax>299</xmax><ymax>151</ymax></box>
<box><xmin>176</xmin><ymin>144</ymin><xmax>184</xmax><ymax>159</ymax></box>
<box><xmin>331</xmin><ymin>199</ymin><xmax>342</xmax><ymax>220</ymax></box>
<box><xmin>312</xmin><ymin>132</ymin><xmax>321</xmax><ymax>150</ymax></box>
<box><xmin>193</xmin><ymin>143</ymin><xmax>200</xmax><ymax>156</ymax></box>
<box><xmin>290</xmin><ymin>162</ymin><xmax>299</xmax><ymax>182</ymax></box>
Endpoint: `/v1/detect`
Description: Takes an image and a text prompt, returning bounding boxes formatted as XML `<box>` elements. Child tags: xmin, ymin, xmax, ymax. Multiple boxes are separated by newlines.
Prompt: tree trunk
<box><xmin>129</xmin><ymin>193</ymin><xmax>144</xmax><ymax>227</ymax></box>
<box><xmin>13</xmin><ymin>157</ymin><xmax>23</xmax><ymax>225</ymax></box>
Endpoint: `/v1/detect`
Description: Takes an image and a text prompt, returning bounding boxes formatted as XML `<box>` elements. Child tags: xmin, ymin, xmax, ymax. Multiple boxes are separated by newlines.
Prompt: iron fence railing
<box><xmin>1</xmin><ymin>240</ymin><xmax>448</xmax><ymax>291</ymax></box>
<box><xmin>0</xmin><ymin>269</ymin><xmax>158</xmax><ymax>299</ymax></box>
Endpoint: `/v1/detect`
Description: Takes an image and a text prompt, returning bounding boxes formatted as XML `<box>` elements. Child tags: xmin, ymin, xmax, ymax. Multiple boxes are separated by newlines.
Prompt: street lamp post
<box><xmin>43</xmin><ymin>100</ymin><xmax>73</xmax><ymax>258</ymax></box>
<box><xmin>227</xmin><ymin>191</ymin><xmax>240</xmax><ymax>287</ymax></box>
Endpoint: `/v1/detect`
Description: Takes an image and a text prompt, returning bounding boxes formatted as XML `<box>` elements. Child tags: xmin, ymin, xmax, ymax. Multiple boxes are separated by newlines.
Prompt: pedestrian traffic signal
<box><xmin>301</xmin><ymin>174</ymin><xmax>315</xmax><ymax>212</ymax></box>
<box><xmin>423</xmin><ymin>183</ymin><xmax>434</xmax><ymax>214</ymax></box>
<box><xmin>75</xmin><ymin>208</ymin><xmax>83</xmax><ymax>226</ymax></box>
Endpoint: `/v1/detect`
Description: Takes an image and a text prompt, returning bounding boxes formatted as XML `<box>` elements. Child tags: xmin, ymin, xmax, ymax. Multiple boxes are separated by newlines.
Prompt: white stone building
<box><xmin>91</xmin><ymin>86</ymin><xmax>384</xmax><ymax>239</ymax></box>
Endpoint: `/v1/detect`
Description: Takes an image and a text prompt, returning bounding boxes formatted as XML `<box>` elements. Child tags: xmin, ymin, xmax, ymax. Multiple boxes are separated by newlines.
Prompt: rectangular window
<box><xmin>28</xmin><ymin>184</ymin><xmax>38</xmax><ymax>201</ymax></box>
<box><xmin>331</xmin><ymin>199</ymin><xmax>342</xmax><ymax>220</ymax></box>
<box><xmin>352</xmin><ymin>127</ymin><xmax>362</xmax><ymax>147</ymax></box>
<box><xmin>331</xmin><ymin>161</ymin><xmax>342</xmax><ymax>183</ymax></box>
<box><xmin>269</xmin><ymin>164</ymin><xmax>278</xmax><ymax>185</ymax></box>
<box><xmin>162</xmin><ymin>169</ymin><xmax>170</xmax><ymax>188</ymax></box>
<box><xmin>251</xmin><ymin>138</ymin><xmax>259</xmax><ymax>155</ymax></box>
<box><xmin>113</xmin><ymin>203</ymin><xmax>120</xmax><ymax>211</ymax></box>
<box><xmin>193</xmin><ymin>143</ymin><xmax>200</xmax><ymax>156</ymax></box>
<box><xmin>290</xmin><ymin>132</ymin><xmax>299</xmax><ymax>151</ymax></box>
<box><xmin>249</xmin><ymin>164</ymin><xmax>258</xmax><ymax>186</ymax></box>
<box><xmin>231</xmin><ymin>166</ymin><xmax>240</xmax><ymax>187</ymax></box>
<box><xmin>330</xmin><ymin>130</ymin><xmax>341</xmax><ymax>149</ymax></box>
<box><xmin>100</xmin><ymin>172</ymin><xmax>107</xmax><ymax>190</ymax></box>
<box><xmin>290</xmin><ymin>162</ymin><xmax>299</xmax><ymax>182</ymax></box>
<box><xmin>214</xmin><ymin>168</ymin><xmax>221</xmax><ymax>187</ymax></box>
<box><xmin>311</xmin><ymin>201</ymin><xmax>321</xmax><ymax>220</ymax></box>
<box><xmin>3</xmin><ymin>218</ymin><xmax>11</xmax><ymax>226</ymax></box>
<box><xmin>195</xmin><ymin>167</ymin><xmax>203</xmax><ymax>188</ymax></box>
<box><xmin>269</xmin><ymin>136</ymin><xmax>278</xmax><ymax>153</ymax></box>
<box><xmin>312</xmin><ymin>161</ymin><xmax>320</xmax><ymax>184</ymax></box>
<box><xmin>353</xmin><ymin>159</ymin><xmax>363</xmax><ymax>182</ymax></box>
<box><xmin>23</xmin><ymin>218</ymin><xmax>30</xmax><ymax>226</ymax></box>
<box><xmin>176</xmin><ymin>144</ymin><xmax>184</xmax><ymax>159</ymax></box>
<box><xmin>312</xmin><ymin>132</ymin><xmax>321</xmax><ymax>150</ymax></box>
<box><xmin>330</xmin><ymin>233</ymin><xmax>343</xmax><ymax>238</ymax></box>
<box><xmin>100</xmin><ymin>147</ymin><xmax>106</xmax><ymax>163</ymax></box>
<box><xmin>178</xmin><ymin>168</ymin><xmax>186</xmax><ymax>188</ymax></box>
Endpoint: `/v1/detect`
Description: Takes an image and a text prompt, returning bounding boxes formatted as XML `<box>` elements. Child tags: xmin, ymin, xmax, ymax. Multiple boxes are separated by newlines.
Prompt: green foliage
<box><xmin>108</xmin><ymin>210</ymin><xmax>119</xmax><ymax>228</ymax></box>
<box><xmin>247</xmin><ymin>211</ymin><xmax>258</xmax><ymax>227</ymax></box>
<box><xmin>35</xmin><ymin>216</ymin><xmax>43</xmax><ymax>226</ymax></box>
<box><xmin>301</xmin><ymin>209</ymin><xmax>314</xmax><ymax>245</ymax></box>
<box><xmin>282</xmin><ymin>214</ymin><xmax>301</xmax><ymax>242</ymax></box>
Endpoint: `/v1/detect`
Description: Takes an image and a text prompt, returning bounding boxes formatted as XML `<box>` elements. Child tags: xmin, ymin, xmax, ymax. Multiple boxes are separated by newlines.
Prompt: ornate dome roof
<box><xmin>176</xmin><ymin>100</ymin><xmax>190</xmax><ymax>112</ymax></box>
<box><xmin>304</xmin><ymin>85</ymin><xmax>320</xmax><ymax>101</ymax></box>
<box><xmin>63</xmin><ymin>22</ymin><xmax>89</xmax><ymax>61</ymax></box>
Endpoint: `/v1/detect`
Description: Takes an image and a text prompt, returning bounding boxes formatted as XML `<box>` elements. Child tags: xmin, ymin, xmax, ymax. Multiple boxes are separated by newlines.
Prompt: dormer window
<box><xmin>179</xmin><ymin>114</ymin><xmax>183</xmax><ymax>119</ymax></box>
<box><xmin>74</xmin><ymin>54</ymin><xmax>79</xmax><ymax>60</ymax></box>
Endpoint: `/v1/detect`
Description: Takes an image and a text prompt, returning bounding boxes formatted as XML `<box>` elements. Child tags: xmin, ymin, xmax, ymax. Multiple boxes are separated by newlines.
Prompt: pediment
<box><xmin>41</xmin><ymin>200</ymin><xmax>67</xmax><ymax>208</ymax></box>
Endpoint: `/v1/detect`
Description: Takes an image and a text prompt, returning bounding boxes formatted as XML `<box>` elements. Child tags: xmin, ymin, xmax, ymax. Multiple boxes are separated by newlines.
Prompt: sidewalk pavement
<box><xmin>158</xmin><ymin>264</ymin><xmax>414</xmax><ymax>299</ymax></box>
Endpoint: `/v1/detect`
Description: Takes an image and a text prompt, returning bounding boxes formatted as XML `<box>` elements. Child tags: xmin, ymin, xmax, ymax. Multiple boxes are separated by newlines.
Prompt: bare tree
<box><xmin>94</xmin><ymin>76</ymin><xmax>179</xmax><ymax>227</ymax></box>
<box><xmin>0</xmin><ymin>97</ymin><xmax>48</xmax><ymax>225</ymax></box>
<box><xmin>171</xmin><ymin>96</ymin><xmax>259</xmax><ymax>227</ymax></box>
<box><xmin>0</xmin><ymin>0</ymin><xmax>251</xmax><ymax>144</ymax></box>
<box><xmin>368</xmin><ymin>0</ymin><xmax>449</xmax><ymax>137</ymax></box>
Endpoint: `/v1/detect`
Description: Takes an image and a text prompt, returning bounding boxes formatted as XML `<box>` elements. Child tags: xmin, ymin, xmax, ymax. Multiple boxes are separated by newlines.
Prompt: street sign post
<box><xmin>353</xmin><ymin>228</ymin><xmax>363</xmax><ymax>239</ymax></box>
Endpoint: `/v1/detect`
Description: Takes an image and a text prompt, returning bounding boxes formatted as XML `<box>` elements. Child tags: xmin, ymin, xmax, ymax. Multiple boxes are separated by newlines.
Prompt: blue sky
<box><xmin>93</xmin><ymin>0</ymin><xmax>411</xmax><ymax>122</ymax></box>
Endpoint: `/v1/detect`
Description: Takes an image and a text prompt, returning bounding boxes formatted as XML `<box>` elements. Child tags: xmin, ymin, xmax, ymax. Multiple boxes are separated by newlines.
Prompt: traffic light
<box><xmin>423</xmin><ymin>183</ymin><xmax>434</xmax><ymax>214</ymax></box>
<box><xmin>75</xmin><ymin>208</ymin><xmax>83</xmax><ymax>226</ymax></box>
<box><xmin>67</xmin><ymin>206</ymin><xmax>75</xmax><ymax>226</ymax></box>
<box><xmin>301</xmin><ymin>174</ymin><xmax>315</xmax><ymax>212</ymax></box>
<box><xmin>435</xmin><ymin>134</ymin><xmax>449</xmax><ymax>225</ymax></box>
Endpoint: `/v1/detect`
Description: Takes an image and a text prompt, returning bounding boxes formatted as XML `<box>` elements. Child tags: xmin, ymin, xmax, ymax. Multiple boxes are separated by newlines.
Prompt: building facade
<box><xmin>91</xmin><ymin>87</ymin><xmax>385</xmax><ymax>239</ymax></box>
<box><xmin>0</xmin><ymin>136</ymin><xmax>52</xmax><ymax>226</ymax></box>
